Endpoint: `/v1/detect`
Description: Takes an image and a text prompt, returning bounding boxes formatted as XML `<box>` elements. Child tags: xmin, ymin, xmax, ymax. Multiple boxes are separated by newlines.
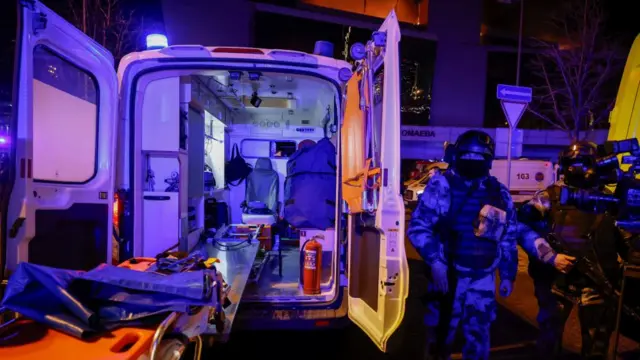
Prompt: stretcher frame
<box><xmin>0</xmin><ymin>257</ymin><xmax>219</xmax><ymax>360</ymax></box>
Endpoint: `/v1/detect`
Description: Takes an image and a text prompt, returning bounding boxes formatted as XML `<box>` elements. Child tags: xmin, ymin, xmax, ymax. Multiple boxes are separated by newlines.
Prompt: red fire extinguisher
<box><xmin>300</xmin><ymin>236</ymin><xmax>323</xmax><ymax>295</ymax></box>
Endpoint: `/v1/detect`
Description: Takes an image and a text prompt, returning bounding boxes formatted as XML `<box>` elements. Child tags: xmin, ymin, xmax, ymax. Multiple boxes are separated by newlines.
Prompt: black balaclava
<box><xmin>455</xmin><ymin>152</ymin><xmax>490</xmax><ymax>179</ymax></box>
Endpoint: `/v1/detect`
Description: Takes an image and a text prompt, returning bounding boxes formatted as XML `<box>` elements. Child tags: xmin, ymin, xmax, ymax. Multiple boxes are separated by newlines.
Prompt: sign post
<box><xmin>497</xmin><ymin>84</ymin><xmax>532</xmax><ymax>189</ymax></box>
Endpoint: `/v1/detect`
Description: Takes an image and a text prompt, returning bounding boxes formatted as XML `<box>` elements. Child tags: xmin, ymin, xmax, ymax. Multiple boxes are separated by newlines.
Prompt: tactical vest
<box><xmin>441</xmin><ymin>172</ymin><xmax>505</xmax><ymax>272</ymax></box>
<box><xmin>546</xmin><ymin>185</ymin><xmax>620</xmax><ymax>289</ymax></box>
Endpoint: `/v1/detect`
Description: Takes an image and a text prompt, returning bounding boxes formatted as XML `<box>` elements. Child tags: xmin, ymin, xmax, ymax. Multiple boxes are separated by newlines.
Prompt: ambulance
<box><xmin>403</xmin><ymin>159</ymin><xmax>556</xmax><ymax>205</ymax></box>
<box><xmin>0</xmin><ymin>1</ymin><xmax>408</xmax><ymax>355</ymax></box>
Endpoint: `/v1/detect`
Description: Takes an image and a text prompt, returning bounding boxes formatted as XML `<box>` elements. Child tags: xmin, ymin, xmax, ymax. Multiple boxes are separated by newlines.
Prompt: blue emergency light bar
<box><xmin>146</xmin><ymin>34</ymin><xmax>168</xmax><ymax>50</ymax></box>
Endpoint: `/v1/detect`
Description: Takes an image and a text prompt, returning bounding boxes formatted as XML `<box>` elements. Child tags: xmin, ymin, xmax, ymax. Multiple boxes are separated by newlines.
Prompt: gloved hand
<box><xmin>499</xmin><ymin>279</ymin><xmax>513</xmax><ymax>297</ymax></box>
<box><xmin>552</xmin><ymin>254</ymin><xmax>576</xmax><ymax>274</ymax></box>
<box><xmin>430</xmin><ymin>261</ymin><xmax>448</xmax><ymax>293</ymax></box>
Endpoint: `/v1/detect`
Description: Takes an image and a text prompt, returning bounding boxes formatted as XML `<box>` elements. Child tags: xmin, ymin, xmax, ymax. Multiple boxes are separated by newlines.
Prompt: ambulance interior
<box><xmin>138</xmin><ymin>69</ymin><xmax>341</xmax><ymax>303</ymax></box>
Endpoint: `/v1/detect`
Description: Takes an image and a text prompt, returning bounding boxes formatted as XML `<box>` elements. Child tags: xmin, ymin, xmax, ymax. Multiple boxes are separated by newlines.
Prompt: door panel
<box><xmin>346</xmin><ymin>10</ymin><xmax>409</xmax><ymax>352</ymax></box>
<box><xmin>4</xmin><ymin>0</ymin><xmax>117</xmax><ymax>274</ymax></box>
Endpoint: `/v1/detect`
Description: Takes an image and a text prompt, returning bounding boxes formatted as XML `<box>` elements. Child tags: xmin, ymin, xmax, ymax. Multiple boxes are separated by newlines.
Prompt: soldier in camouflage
<box><xmin>408</xmin><ymin>130</ymin><xmax>517</xmax><ymax>360</ymax></box>
<box><xmin>516</xmin><ymin>221</ymin><xmax>576</xmax><ymax>274</ymax></box>
<box><xmin>519</xmin><ymin>141</ymin><xmax>635</xmax><ymax>359</ymax></box>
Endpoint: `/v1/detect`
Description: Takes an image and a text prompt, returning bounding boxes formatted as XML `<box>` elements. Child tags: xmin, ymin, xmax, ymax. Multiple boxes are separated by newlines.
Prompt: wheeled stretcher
<box><xmin>0</xmin><ymin>253</ymin><xmax>229</xmax><ymax>360</ymax></box>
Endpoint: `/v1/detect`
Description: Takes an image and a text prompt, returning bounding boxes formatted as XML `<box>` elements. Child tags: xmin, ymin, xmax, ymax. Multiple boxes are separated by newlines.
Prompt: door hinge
<box><xmin>32</xmin><ymin>12</ymin><xmax>47</xmax><ymax>34</ymax></box>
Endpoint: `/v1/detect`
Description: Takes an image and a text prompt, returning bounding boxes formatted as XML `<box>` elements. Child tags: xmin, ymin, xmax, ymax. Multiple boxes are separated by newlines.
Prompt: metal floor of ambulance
<box><xmin>243</xmin><ymin>246</ymin><xmax>334</xmax><ymax>300</ymax></box>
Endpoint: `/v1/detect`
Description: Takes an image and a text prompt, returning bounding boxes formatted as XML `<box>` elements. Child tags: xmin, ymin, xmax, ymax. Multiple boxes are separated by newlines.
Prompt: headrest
<box><xmin>254</xmin><ymin>157</ymin><xmax>273</xmax><ymax>171</ymax></box>
<box><xmin>298</xmin><ymin>139</ymin><xmax>316</xmax><ymax>150</ymax></box>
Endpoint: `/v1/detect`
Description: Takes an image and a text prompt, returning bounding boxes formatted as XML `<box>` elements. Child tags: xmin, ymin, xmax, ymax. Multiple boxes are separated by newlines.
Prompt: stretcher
<box><xmin>0</xmin><ymin>253</ymin><xmax>229</xmax><ymax>360</ymax></box>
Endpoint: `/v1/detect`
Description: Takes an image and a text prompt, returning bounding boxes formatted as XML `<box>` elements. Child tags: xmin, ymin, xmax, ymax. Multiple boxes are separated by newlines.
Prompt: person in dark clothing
<box><xmin>408</xmin><ymin>130</ymin><xmax>517</xmax><ymax>360</ymax></box>
<box><xmin>519</xmin><ymin>141</ymin><xmax>635</xmax><ymax>359</ymax></box>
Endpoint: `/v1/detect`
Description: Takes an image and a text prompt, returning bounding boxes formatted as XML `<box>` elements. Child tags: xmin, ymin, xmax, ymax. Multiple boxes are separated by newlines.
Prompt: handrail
<box><xmin>149</xmin><ymin>312</ymin><xmax>179</xmax><ymax>360</ymax></box>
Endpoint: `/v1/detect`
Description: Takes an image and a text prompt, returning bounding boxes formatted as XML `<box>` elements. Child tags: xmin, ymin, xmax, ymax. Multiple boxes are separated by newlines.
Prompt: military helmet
<box><xmin>558</xmin><ymin>141</ymin><xmax>599</xmax><ymax>188</ymax></box>
<box><xmin>454</xmin><ymin>130</ymin><xmax>496</xmax><ymax>161</ymax></box>
<box><xmin>559</xmin><ymin>141</ymin><xmax>598</xmax><ymax>166</ymax></box>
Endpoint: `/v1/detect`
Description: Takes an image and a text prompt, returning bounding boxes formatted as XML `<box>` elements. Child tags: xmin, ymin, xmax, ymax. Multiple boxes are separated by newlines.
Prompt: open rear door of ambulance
<box><xmin>344</xmin><ymin>11</ymin><xmax>409</xmax><ymax>352</ymax></box>
<box><xmin>3</xmin><ymin>0</ymin><xmax>117</xmax><ymax>277</ymax></box>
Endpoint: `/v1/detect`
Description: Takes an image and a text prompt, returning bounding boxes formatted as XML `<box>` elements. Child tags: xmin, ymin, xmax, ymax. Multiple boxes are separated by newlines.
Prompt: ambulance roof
<box><xmin>118</xmin><ymin>46</ymin><xmax>352</xmax><ymax>75</ymax></box>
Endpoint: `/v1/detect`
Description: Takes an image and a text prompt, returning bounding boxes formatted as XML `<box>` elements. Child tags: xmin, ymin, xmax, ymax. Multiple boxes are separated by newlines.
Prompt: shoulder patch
<box><xmin>422</xmin><ymin>173</ymin><xmax>451</xmax><ymax>216</ymax></box>
<box><xmin>428</xmin><ymin>173</ymin><xmax>449</xmax><ymax>192</ymax></box>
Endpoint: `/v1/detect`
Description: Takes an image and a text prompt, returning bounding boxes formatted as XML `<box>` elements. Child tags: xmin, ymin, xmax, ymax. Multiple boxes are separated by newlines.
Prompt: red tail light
<box><xmin>113</xmin><ymin>193</ymin><xmax>122</xmax><ymax>229</ymax></box>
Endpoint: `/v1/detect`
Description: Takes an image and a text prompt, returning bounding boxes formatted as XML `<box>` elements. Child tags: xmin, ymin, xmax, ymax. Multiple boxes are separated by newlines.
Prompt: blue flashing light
<box><xmin>338</xmin><ymin>67</ymin><xmax>353</xmax><ymax>82</ymax></box>
<box><xmin>313</xmin><ymin>41</ymin><xmax>334</xmax><ymax>58</ymax></box>
<box><xmin>146</xmin><ymin>34</ymin><xmax>168</xmax><ymax>50</ymax></box>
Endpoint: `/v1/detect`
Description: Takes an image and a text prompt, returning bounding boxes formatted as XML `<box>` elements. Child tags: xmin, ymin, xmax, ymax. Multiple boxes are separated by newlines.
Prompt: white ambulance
<box><xmin>489</xmin><ymin>159</ymin><xmax>556</xmax><ymax>203</ymax></box>
<box><xmin>1</xmin><ymin>1</ymin><xmax>407</xmax><ymax>353</ymax></box>
<box><xmin>404</xmin><ymin>159</ymin><xmax>556</xmax><ymax>205</ymax></box>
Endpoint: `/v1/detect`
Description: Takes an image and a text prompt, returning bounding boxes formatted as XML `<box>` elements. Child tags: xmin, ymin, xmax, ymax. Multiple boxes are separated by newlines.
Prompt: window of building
<box><xmin>32</xmin><ymin>45</ymin><xmax>98</xmax><ymax>183</ymax></box>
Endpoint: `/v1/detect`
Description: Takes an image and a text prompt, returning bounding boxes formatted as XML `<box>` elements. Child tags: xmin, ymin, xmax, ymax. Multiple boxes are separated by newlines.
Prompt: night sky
<box><xmin>0</xmin><ymin>0</ymin><xmax>164</xmax><ymax>101</ymax></box>
<box><xmin>2</xmin><ymin>0</ymin><xmax>640</xmax><ymax>108</ymax></box>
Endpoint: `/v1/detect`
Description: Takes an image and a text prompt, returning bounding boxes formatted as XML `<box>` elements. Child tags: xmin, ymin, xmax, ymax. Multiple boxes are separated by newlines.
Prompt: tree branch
<box><xmin>63</xmin><ymin>0</ymin><xmax>142</xmax><ymax>64</ymax></box>
<box><xmin>527</xmin><ymin>0</ymin><xmax>624</xmax><ymax>140</ymax></box>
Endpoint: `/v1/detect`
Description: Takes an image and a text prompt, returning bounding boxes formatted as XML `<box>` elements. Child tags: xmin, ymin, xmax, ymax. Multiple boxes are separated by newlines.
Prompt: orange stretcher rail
<box><xmin>0</xmin><ymin>257</ymin><xmax>210</xmax><ymax>360</ymax></box>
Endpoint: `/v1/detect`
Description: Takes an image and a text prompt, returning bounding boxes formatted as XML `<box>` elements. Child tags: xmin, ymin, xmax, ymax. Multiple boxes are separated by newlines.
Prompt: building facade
<box><xmin>159</xmin><ymin>0</ymin><xmax>608</xmax><ymax>160</ymax></box>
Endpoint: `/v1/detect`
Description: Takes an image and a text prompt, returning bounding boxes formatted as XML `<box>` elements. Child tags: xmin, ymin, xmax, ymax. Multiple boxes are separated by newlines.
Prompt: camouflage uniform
<box><xmin>408</xmin><ymin>170</ymin><xmax>518</xmax><ymax>360</ymax></box>
<box><xmin>516</xmin><ymin>221</ymin><xmax>558</xmax><ymax>265</ymax></box>
<box><xmin>519</xmin><ymin>182</ymin><xmax>633</xmax><ymax>359</ymax></box>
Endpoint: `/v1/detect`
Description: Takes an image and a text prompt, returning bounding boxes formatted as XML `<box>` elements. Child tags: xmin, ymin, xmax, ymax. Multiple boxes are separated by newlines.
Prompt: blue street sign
<box><xmin>496</xmin><ymin>84</ymin><xmax>532</xmax><ymax>103</ymax></box>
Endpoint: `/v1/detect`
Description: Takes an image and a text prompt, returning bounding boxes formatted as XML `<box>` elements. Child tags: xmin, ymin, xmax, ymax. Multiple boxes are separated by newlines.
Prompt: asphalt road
<box><xmin>208</xmin><ymin>306</ymin><xmax>545</xmax><ymax>360</ymax></box>
<box><xmin>206</xmin><ymin>259</ymin><xmax>556</xmax><ymax>360</ymax></box>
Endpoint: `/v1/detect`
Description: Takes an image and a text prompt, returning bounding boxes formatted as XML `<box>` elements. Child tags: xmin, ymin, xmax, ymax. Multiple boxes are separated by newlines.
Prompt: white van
<box><xmin>1</xmin><ymin>2</ymin><xmax>407</xmax><ymax>352</ymax></box>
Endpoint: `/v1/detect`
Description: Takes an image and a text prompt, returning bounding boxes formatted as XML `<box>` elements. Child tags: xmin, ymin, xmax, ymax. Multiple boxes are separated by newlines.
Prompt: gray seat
<box><xmin>241</xmin><ymin>157</ymin><xmax>279</xmax><ymax>225</ymax></box>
